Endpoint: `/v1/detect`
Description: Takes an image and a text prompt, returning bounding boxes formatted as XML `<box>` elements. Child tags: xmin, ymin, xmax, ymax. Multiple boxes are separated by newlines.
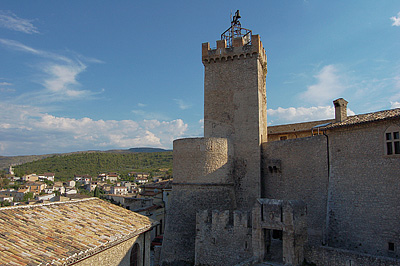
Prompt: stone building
<box><xmin>160</xmin><ymin>14</ymin><xmax>400</xmax><ymax>266</ymax></box>
<box><xmin>0</xmin><ymin>198</ymin><xmax>156</xmax><ymax>265</ymax></box>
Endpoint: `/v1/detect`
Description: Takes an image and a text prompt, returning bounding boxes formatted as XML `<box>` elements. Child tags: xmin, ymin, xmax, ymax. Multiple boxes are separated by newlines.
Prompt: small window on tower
<box><xmin>388</xmin><ymin>242</ymin><xmax>395</xmax><ymax>252</ymax></box>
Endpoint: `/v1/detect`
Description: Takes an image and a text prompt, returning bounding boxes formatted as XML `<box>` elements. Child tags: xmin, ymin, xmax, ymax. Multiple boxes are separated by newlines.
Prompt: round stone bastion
<box><xmin>173</xmin><ymin>137</ymin><xmax>233</xmax><ymax>184</ymax></box>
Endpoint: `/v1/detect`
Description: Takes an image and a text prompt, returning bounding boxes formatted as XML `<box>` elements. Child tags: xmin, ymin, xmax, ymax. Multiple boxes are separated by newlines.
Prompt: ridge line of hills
<box><xmin>0</xmin><ymin>147</ymin><xmax>172</xmax><ymax>171</ymax></box>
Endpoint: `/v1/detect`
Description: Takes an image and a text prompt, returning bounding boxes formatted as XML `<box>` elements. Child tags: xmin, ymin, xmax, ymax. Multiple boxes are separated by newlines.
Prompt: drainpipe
<box><xmin>323</xmin><ymin>130</ymin><xmax>331</xmax><ymax>246</ymax></box>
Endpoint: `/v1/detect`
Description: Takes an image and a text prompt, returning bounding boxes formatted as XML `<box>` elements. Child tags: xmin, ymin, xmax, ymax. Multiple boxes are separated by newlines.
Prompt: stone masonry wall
<box><xmin>160</xmin><ymin>137</ymin><xmax>236</xmax><ymax>265</ymax></box>
<box><xmin>305</xmin><ymin>245</ymin><xmax>400</xmax><ymax>266</ymax></box>
<box><xmin>195</xmin><ymin>210</ymin><xmax>253</xmax><ymax>266</ymax></box>
<box><xmin>75</xmin><ymin>231</ymin><xmax>151</xmax><ymax>266</ymax></box>
<box><xmin>262</xmin><ymin>135</ymin><xmax>329</xmax><ymax>245</ymax></box>
<box><xmin>327</xmin><ymin>122</ymin><xmax>400</xmax><ymax>258</ymax></box>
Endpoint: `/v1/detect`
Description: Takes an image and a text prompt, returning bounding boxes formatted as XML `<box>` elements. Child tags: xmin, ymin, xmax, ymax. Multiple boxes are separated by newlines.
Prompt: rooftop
<box><xmin>0</xmin><ymin>197</ymin><xmax>155</xmax><ymax>265</ymax></box>
<box><xmin>323</xmin><ymin>108</ymin><xmax>400</xmax><ymax>129</ymax></box>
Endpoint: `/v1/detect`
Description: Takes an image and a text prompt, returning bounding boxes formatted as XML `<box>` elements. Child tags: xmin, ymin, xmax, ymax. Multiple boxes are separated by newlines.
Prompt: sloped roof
<box><xmin>0</xmin><ymin>198</ymin><xmax>156</xmax><ymax>265</ymax></box>
<box><xmin>324</xmin><ymin>108</ymin><xmax>400</xmax><ymax>129</ymax></box>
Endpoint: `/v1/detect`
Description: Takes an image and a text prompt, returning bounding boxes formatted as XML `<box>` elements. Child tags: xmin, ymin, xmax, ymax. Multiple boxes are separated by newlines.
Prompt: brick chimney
<box><xmin>333</xmin><ymin>98</ymin><xmax>348</xmax><ymax>122</ymax></box>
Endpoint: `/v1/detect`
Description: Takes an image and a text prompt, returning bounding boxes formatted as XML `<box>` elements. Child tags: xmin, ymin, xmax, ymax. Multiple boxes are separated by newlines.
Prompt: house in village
<box><xmin>38</xmin><ymin>172</ymin><xmax>55</xmax><ymax>182</ymax></box>
<box><xmin>0</xmin><ymin>198</ymin><xmax>156</xmax><ymax>265</ymax></box>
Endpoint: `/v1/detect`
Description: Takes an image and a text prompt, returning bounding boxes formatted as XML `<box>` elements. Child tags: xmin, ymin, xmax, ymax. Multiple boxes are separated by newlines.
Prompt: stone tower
<box><xmin>202</xmin><ymin>33</ymin><xmax>267</xmax><ymax>210</ymax></box>
<box><xmin>160</xmin><ymin>14</ymin><xmax>267</xmax><ymax>265</ymax></box>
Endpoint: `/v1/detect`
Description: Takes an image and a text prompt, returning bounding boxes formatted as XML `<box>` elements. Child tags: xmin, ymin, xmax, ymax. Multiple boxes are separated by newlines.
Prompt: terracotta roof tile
<box><xmin>0</xmin><ymin>198</ymin><xmax>156</xmax><ymax>265</ymax></box>
<box><xmin>324</xmin><ymin>108</ymin><xmax>400</xmax><ymax>129</ymax></box>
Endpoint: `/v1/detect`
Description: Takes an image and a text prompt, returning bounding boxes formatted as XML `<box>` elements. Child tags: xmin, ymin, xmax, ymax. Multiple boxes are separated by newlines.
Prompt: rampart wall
<box><xmin>262</xmin><ymin>135</ymin><xmax>329</xmax><ymax>245</ymax></box>
<box><xmin>305</xmin><ymin>245</ymin><xmax>400</xmax><ymax>266</ymax></box>
<box><xmin>195</xmin><ymin>210</ymin><xmax>253</xmax><ymax>266</ymax></box>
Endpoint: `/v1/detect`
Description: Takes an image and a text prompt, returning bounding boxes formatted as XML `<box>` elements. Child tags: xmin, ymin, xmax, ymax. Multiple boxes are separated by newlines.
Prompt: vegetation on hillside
<box><xmin>13</xmin><ymin>152</ymin><xmax>173</xmax><ymax>181</ymax></box>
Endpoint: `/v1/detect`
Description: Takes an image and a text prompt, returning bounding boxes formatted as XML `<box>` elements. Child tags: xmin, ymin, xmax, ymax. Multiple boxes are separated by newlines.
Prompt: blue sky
<box><xmin>0</xmin><ymin>1</ymin><xmax>399</xmax><ymax>156</ymax></box>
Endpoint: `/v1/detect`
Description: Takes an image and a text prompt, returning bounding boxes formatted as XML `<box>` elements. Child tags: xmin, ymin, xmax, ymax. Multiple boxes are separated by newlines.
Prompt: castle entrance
<box><xmin>263</xmin><ymin>229</ymin><xmax>283</xmax><ymax>263</ymax></box>
<box><xmin>253</xmin><ymin>199</ymin><xmax>307</xmax><ymax>266</ymax></box>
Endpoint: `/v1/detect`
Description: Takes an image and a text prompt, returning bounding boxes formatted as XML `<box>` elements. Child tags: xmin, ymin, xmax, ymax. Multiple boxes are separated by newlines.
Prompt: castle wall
<box><xmin>305</xmin><ymin>245</ymin><xmax>400</xmax><ymax>266</ymax></box>
<box><xmin>262</xmin><ymin>135</ymin><xmax>329</xmax><ymax>245</ymax></box>
<box><xmin>160</xmin><ymin>138</ymin><xmax>236</xmax><ymax>265</ymax></box>
<box><xmin>326</xmin><ymin>122</ymin><xmax>400</xmax><ymax>257</ymax></box>
<box><xmin>195</xmin><ymin>210</ymin><xmax>253</xmax><ymax>266</ymax></box>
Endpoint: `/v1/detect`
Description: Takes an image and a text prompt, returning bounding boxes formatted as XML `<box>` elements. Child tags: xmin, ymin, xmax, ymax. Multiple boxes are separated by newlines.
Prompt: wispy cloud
<box><xmin>137</xmin><ymin>103</ymin><xmax>147</xmax><ymax>107</ymax></box>
<box><xmin>174</xmin><ymin>99</ymin><xmax>191</xmax><ymax>110</ymax></box>
<box><xmin>132</xmin><ymin>109</ymin><xmax>170</xmax><ymax>121</ymax></box>
<box><xmin>0</xmin><ymin>11</ymin><xmax>38</xmax><ymax>34</ymax></box>
<box><xmin>0</xmin><ymin>104</ymin><xmax>187</xmax><ymax>155</ymax></box>
<box><xmin>0</xmin><ymin>38</ymin><xmax>71</xmax><ymax>63</ymax></box>
<box><xmin>300</xmin><ymin>65</ymin><xmax>347</xmax><ymax>105</ymax></box>
<box><xmin>391</xmin><ymin>12</ymin><xmax>400</xmax><ymax>26</ymax></box>
<box><xmin>0</xmin><ymin>38</ymin><xmax>102</xmax><ymax>103</ymax></box>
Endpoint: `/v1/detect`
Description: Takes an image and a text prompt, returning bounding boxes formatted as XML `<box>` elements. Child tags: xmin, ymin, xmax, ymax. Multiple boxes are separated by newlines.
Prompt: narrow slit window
<box><xmin>389</xmin><ymin>242</ymin><xmax>395</xmax><ymax>252</ymax></box>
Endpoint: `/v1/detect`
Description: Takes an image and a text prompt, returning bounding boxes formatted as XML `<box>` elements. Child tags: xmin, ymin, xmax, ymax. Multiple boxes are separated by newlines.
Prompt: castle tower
<box><xmin>160</xmin><ymin>13</ymin><xmax>267</xmax><ymax>265</ymax></box>
<box><xmin>202</xmin><ymin>29</ymin><xmax>267</xmax><ymax>210</ymax></box>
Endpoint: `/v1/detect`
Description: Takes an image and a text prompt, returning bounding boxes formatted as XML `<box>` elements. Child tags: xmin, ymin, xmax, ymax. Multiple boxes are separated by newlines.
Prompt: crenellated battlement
<box><xmin>197</xmin><ymin>209</ymin><xmax>251</xmax><ymax>230</ymax></box>
<box><xmin>202</xmin><ymin>34</ymin><xmax>267</xmax><ymax>66</ymax></box>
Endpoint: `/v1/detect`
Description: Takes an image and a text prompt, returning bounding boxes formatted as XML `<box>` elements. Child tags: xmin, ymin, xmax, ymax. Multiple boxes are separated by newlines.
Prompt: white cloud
<box><xmin>42</xmin><ymin>62</ymin><xmax>86</xmax><ymax>94</ymax></box>
<box><xmin>174</xmin><ymin>99</ymin><xmax>191</xmax><ymax>110</ymax></box>
<box><xmin>391</xmin><ymin>12</ymin><xmax>400</xmax><ymax>26</ymax></box>
<box><xmin>0</xmin><ymin>11</ymin><xmax>38</xmax><ymax>34</ymax></box>
<box><xmin>267</xmin><ymin>105</ymin><xmax>355</xmax><ymax>125</ymax></box>
<box><xmin>137</xmin><ymin>103</ymin><xmax>147</xmax><ymax>107</ymax></box>
<box><xmin>390</xmin><ymin>101</ymin><xmax>400</xmax><ymax>109</ymax></box>
<box><xmin>0</xmin><ymin>104</ymin><xmax>187</xmax><ymax>156</ymax></box>
<box><xmin>300</xmin><ymin>65</ymin><xmax>347</xmax><ymax>105</ymax></box>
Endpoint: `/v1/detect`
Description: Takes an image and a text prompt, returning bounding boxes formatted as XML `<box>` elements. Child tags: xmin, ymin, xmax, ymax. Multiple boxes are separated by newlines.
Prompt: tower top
<box><xmin>221</xmin><ymin>10</ymin><xmax>252</xmax><ymax>47</ymax></box>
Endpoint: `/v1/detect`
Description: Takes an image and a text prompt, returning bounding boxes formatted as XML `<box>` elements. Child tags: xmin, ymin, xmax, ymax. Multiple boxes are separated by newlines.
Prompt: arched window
<box><xmin>130</xmin><ymin>243</ymin><xmax>140</xmax><ymax>266</ymax></box>
<box><xmin>384</xmin><ymin>126</ymin><xmax>400</xmax><ymax>155</ymax></box>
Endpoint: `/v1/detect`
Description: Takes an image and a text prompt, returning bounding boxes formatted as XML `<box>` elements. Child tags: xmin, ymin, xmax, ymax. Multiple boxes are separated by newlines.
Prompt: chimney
<box><xmin>333</xmin><ymin>98</ymin><xmax>348</xmax><ymax>122</ymax></box>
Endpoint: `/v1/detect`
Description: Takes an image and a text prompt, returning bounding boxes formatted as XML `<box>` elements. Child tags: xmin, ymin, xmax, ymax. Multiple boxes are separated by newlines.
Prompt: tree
<box><xmin>93</xmin><ymin>186</ymin><xmax>100</xmax><ymax>198</ymax></box>
<box><xmin>23</xmin><ymin>192</ymin><xmax>34</xmax><ymax>201</ymax></box>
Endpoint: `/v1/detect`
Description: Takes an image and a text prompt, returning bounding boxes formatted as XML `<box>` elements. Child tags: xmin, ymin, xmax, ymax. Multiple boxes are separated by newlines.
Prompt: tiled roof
<box><xmin>324</xmin><ymin>108</ymin><xmax>400</xmax><ymax>129</ymax></box>
<box><xmin>268</xmin><ymin>119</ymin><xmax>334</xmax><ymax>134</ymax></box>
<box><xmin>0</xmin><ymin>198</ymin><xmax>156</xmax><ymax>265</ymax></box>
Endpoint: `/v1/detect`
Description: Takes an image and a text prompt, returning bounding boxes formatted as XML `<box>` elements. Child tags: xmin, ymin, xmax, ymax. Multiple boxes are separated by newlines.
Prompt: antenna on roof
<box><xmin>221</xmin><ymin>10</ymin><xmax>252</xmax><ymax>47</ymax></box>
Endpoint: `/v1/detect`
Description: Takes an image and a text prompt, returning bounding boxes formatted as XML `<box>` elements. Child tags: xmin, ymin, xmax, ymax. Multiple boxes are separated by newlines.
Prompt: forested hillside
<box><xmin>13</xmin><ymin>152</ymin><xmax>173</xmax><ymax>181</ymax></box>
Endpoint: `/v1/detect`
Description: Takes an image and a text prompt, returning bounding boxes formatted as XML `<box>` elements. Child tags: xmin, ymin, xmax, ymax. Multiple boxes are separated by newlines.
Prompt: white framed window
<box><xmin>384</xmin><ymin>126</ymin><xmax>400</xmax><ymax>155</ymax></box>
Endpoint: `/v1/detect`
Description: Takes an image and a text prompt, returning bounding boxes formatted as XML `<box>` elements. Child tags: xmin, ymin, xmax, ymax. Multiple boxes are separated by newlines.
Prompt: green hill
<box><xmin>12</xmin><ymin>151</ymin><xmax>173</xmax><ymax>181</ymax></box>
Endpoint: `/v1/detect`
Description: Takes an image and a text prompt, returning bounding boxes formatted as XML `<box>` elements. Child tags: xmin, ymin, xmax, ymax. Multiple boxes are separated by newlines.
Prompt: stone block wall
<box><xmin>305</xmin><ymin>245</ymin><xmax>400</xmax><ymax>266</ymax></box>
<box><xmin>262</xmin><ymin>135</ymin><xmax>329</xmax><ymax>245</ymax></box>
<box><xmin>75</xmin><ymin>231</ymin><xmax>151</xmax><ymax>266</ymax></box>
<box><xmin>326</xmin><ymin>122</ymin><xmax>400</xmax><ymax>257</ymax></box>
<box><xmin>195</xmin><ymin>210</ymin><xmax>253</xmax><ymax>266</ymax></box>
<box><xmin>160</xmin><ymin>137</ymin><xmax>236</xmax><ymax>265</ymax></box>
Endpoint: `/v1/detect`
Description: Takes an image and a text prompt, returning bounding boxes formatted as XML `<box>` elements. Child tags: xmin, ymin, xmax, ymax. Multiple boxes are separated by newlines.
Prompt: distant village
<box><xmin>0</xmin><ymin>165</ymin><xmax>171</xmax><ymax>240</ymax></box>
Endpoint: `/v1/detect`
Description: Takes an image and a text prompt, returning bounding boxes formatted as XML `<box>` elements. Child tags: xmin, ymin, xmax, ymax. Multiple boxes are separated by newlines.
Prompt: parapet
<box><xmin>202</xmin><ymin>34</ymin><xmax>267</xmax><ymax>66</ymax></box>
<box><xmin>197</xmin><ymin>209</ymin><xmax>251</xmax><ymax>231</ymax></box>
